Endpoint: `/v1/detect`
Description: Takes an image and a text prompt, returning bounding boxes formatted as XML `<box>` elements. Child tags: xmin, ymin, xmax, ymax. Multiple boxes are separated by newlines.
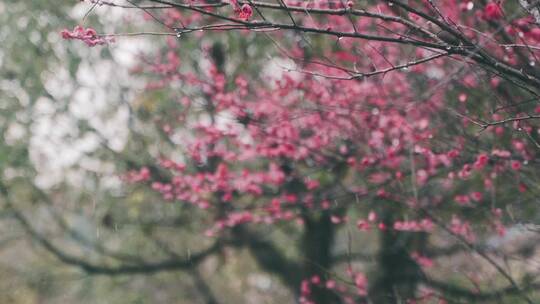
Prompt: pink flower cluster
<box><xmin>299</xmin><ymin>272</ymin><xmax>367</xmax><ymax>304</ymax></box>
<box><xmin>230</xmin><ymin>0</ymin><xmax>253</xmax><ymax>20</ymax></box>
<box><xmin>483</xmin><ymin>1</ymin><xmax>504</xmax><ymax>20</ymax></box>
<box><xmin>123</xmin><ymin>167</ymin><xmax>151</xmax><ymax>183</ymax></box>
<box><xmin>61</xmin><ymin>25</ymin><xmax>112</xmax><ymax>47</ymax></box>
<box><xmin>393</xmin><ymin>219</ymin><xmax>434</xmax><ymax>232</ymax></box>
<box><xmin>454</xmin><ymin>191</ymin><xmax>483</xmax><ymax>206</ymax></box>
<box><xmin>411</xmin><ymin>252</ymin><xmax>434</xmax><ymax>268</ymax></box>
<box><xmin>450</xmin><ymin>216</ymin><xmax>476</xmax><ymax>242</ymax></box>
<box><xmin>204</xmin><ymin>210</ymin><xmax>297</xmax><ymax>237</ymax></box>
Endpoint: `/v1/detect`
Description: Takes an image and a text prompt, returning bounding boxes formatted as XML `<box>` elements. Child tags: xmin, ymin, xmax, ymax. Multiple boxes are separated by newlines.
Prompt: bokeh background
<box><xmin>1</xmin><ymin>1</ymin><xmax>539</xmax><ymax>303</ymax></box>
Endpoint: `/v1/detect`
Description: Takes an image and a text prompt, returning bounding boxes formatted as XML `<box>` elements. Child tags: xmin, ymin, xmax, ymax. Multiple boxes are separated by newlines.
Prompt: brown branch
<box><xmin>0</xmin><ymin>182</ymin><xmax>222</xmax><ymax>276</ymax></box>
<box><xmin>87</xmin><ymin>0</ymin><xmax>540</xmax><ymax>87</ymax></box>
<box><xmin>420</xmin><ymin>209</ymin><xmax>535</xmax><ymax>304</ymax></box>
<box><xmin>423</xmin><ymin>276</ymin><xmax>540</xmax><ymax>302</ymax></box>
<box><xmin>288</xmin><ymin>52</ymin><xmax>447</xmax><ymax>80</ymax></box>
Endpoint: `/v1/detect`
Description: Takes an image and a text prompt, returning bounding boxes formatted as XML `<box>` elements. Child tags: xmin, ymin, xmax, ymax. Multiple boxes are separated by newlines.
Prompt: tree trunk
<box><xmin>369</xmin><ymin>203</ymin><xmax>424</xmax><ymax>304</ymax></box>
<box><xmin>302</xmin><ymin>212</ymin><xmax>341</xmax><ymax>304</ymax></box>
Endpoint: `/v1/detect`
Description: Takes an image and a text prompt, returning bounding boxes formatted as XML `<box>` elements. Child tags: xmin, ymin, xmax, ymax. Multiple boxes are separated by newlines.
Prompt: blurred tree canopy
<box><xmin>2</xmin><ymin>1</ymin><xmax>540</xmax><ymax>304</ymax></box>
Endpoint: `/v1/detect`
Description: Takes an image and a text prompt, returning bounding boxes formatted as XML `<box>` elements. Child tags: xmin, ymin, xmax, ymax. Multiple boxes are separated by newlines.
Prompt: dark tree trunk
<box><xmin>369</xmin><ymin>203</ymin><xmax>424</xmax><ymax>304</ymax></box>
<box><xmin>302</xmin><ymin>212</ymin><xmax>341</xmax><ymax>304</ymax></box>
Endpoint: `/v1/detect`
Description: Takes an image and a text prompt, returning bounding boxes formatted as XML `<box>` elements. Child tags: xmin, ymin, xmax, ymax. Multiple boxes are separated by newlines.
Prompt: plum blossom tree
<box><xmin>21</xmin><ymin>0</ymin><xmax>540</xmax><ymax>303</ymax></box>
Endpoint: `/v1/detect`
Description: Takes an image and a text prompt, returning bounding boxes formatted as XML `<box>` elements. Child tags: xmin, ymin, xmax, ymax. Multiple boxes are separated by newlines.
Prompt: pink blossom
<box><xmin>511</xmin><ymin>160</ymin><xmax>522</xmax><ymax>171</ymax></box>
<box><xmin>474</xmin><ymin>153</ymin><xmax>489</xmax><ymax>169</ymax></box>
<box><xmin>304</xmin><ymin>178</ymin><xmax>320</xmax><ymax>190</ymax></box>
<box><xmin>356</xmin><ymin>220</ymin><xmax>370</xmax><ymax>231</ymax></box>
<box><xmin>484</xmin><ymin>2</ymin><xmax>504</xmax><ymax>20</ymax></box>
<box><xmin>61</xmin><ymin>25</ymin><xmax>111</xmax><ymax>47</ymax></box>
<box><xmin>411</xmin><ymin>252</ymin><xmax>434</xmax><ymax>268</ymax></box>
<box><xmin>237</xmin><ymin>4</ymin><xmax>253</xmax><ymax>20</ymax></box>
<box><xmin>354</xmin><ymin>273</ymin><xmax>367</xmax><ymax>295</ymax></box>
<box><xmin>470</xmin><ymin>192</ymin><xmax>483</xmax><ymax>202</ymax></box>
<box><xmin>325</xmin><ymin>280</ymin><xmax>336</xmax><ymax>289</ymax></box>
